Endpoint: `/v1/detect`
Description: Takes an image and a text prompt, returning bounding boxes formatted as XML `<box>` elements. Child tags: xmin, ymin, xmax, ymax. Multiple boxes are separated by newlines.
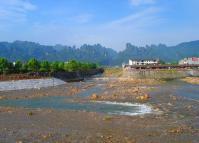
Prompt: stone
<box><xmin>136</xmin><ymin>94</ymin><xmax>150</xmax><ymax>101</ymax></box>
<box><xmin>90</xmin><ymin>93</ymin><xmax>99</xmax><ymax>100</ymax></box>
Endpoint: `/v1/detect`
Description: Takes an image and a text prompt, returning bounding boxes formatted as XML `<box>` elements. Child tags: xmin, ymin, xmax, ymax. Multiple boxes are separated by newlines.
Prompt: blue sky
<box><xmin>0</xmin><ymin>0</ymin><xmax>199</xmax><ymax>51</ymax></box>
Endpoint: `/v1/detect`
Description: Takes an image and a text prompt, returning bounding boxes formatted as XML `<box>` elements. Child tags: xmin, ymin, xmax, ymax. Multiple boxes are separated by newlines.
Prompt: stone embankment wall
<box><xmin>123</xmin><ymin>69</ymin><xmax>199</xmax><ymax>79</ymax></box>
<box><xmin>53</xmin><ymin>68</ymin><xmax>104</xmax><ymax>82</ymax></box>
<box><xmin>0</xmin><ymin>73</ymin><xmax>50</xmax><ymax>81</ymax></box>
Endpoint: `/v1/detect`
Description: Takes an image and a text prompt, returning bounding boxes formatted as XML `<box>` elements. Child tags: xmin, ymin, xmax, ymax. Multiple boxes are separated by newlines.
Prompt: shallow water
<box><xmin>164</xmin><ymin>80</ymin><xmax>199</xmax><ymax>100</ymax></box>
<box><xmin>150</xmin><ymin>79</ymin><xmax>199</xmax><ymax>101</ymax></box>
<box><xmin>0</xmin><ymin>96</ymin><xmax>152</xmax><ymax>116</ymax></box>
<box><xmin>174</xmin><ymin>82</ymin><xmax>199</xmax><ymax>100</ymax></box>
<box><xmin>0</xmin><ymin>79</ymin><xmax>198</xmax><ymax>116</ymax></box>
<box><xmin>0</xmin><ymin>78</ymin><xmax>152</xmax><ymax>116</ymax></box>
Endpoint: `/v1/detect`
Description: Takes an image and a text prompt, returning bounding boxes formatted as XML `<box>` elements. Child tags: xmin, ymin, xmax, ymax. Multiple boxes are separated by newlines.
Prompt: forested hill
<box><xmin>0</xmin><ymin>41</ymin><xmax>117</xmax><ymax>65</ymax></box>
<box><xmin>116</xmin><ymin>40</ymin><xmax>199</xmax><ymax>64</ymax></box>
<box><xmin>0</xmin><ymin>40</ymin><xmax>199</xmax><ymax>65</ymax></box>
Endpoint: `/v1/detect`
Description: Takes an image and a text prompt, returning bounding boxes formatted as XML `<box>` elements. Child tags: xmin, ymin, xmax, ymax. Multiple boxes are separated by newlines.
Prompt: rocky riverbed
<box><xmin>0</xmin><ymin>77</ymin><xmax>198</xmax><ymax>143</ymax></box>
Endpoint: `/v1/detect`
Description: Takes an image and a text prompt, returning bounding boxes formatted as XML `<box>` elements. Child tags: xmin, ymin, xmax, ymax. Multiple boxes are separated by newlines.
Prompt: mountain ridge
<box><xmin>0</xmin><ymin>40</ymin><xmax>198</xmax><ymax>65</ymax></box>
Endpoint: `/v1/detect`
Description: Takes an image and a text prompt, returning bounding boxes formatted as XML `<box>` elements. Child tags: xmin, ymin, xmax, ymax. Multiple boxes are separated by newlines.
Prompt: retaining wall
<box><xmin>123</xmin><ymin>69</ymin><xmax>199</xmax><ymax>79</ymax></box>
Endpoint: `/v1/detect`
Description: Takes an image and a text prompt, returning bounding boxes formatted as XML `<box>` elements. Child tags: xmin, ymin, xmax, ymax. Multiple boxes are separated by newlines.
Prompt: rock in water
<box><xmin>90</xmin><ymin>93</ymin><xmax>99</xmax><ymax>100</ymax></box>
<box><xmin>136</xmin><ymin>94</ymin><xmax>150</xmax><ymax>101</ymax></box>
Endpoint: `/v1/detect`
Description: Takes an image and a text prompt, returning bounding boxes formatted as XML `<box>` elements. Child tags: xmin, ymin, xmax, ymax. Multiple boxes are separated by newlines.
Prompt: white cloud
<box><xmin>88</xmin><ymin>7</ymin><xmax>163</xmax><ymax>50</ymax></box>
<box><xmin>107</xmin><ymin>7</ymin><xmax>159</xmax><ymax>27</ymax></box>
<box><xmin>130</xmin><ymin>0</ymin><xmax>156</xmax><ymax>6</ymax></box>
<box><xmin>15</xmin><ymin>7</ymin><xmax>162</xmax><ymax>51</ymax></box>
<box><xmin>63</xmin><ymin>7</ymin><xmax>162</xmax><ymax>50</ymax></box>
<box><xmin>0</xmin><ymin>0</ymin><xmax>36</xmax><ymax>23</ymax></box>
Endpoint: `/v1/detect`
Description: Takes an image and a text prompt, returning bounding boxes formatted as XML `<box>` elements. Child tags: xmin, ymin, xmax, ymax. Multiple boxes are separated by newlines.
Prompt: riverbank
<box><xmin>0</xmin><ymin>68</ymin><xmax>104</xmax><ymax>82</ymax></box>
<box><xmin>0</xmin><ymin>77</ymin><xmax>198</xmax><ymax>143</ymax></box>
<box><xmin>0</xmin><ymin>73</ymin><xmax>50</xmax><ymax>81</ymax></box>
<box><xmin>181</xmin><ymin>77</ymin><xmax>199</xmax><ymax>84</ymax></box>
<box><xmin>124</xmin><ymin>69</ymin><xmax>199</xmax><ymax>79</ymax></box>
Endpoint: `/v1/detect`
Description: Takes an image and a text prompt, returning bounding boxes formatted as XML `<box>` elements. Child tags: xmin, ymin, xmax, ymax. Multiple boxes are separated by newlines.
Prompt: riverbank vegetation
<box><xmin>0</xmin><ymin>58</ymin><xmax>98</xmax><ymax>74</ymax></box>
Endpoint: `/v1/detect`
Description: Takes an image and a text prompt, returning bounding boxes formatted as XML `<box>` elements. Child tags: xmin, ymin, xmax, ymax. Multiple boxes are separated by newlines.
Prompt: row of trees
<box><xmin>0</xmin><ymin>58</ymin><xmax>98</xmax><ymax>74</ymax></box>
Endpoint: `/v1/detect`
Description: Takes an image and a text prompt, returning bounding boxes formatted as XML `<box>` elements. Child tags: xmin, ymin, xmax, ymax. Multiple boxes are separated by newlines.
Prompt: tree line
<box><xmin>0</xmin><ymin>58</ymin><xmax>98</xmax><ymax>74</ymax></box>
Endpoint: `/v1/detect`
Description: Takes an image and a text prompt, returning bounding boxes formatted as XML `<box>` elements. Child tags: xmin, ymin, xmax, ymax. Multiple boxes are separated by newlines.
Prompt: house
<box><xmin>128</xmin><ymin>59</ymin><xmax>160</xmax><ymax>66</ymax></box>
<box><xmin>179</xmin><ymin>57</ymin><xmax>199</xmax><ymax>65</ymax></box>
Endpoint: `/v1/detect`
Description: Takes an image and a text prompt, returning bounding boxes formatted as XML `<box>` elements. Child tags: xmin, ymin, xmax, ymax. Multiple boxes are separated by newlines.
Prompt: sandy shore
<box><xmin>0</xmin><ymin>78</ymin><xmax>199</xmax><ymax>143</ymax></box>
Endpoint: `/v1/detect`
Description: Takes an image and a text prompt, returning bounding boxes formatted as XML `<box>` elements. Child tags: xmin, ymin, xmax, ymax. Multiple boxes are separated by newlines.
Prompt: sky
<box><xmin>0</xmin><ymin>0</ymin><xmax>199</xmax><ymax>51</ymax></box>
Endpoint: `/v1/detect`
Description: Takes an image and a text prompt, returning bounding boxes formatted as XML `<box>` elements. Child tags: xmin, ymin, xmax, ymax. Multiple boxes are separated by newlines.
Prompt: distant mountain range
<box><xmin>0</xmin><ymin>40</ymin><xmax>199</xmax><ymax>65</ymax></box>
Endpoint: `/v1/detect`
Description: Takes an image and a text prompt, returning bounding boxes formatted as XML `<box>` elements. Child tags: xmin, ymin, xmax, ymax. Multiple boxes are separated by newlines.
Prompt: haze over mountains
<box><xmin>0</xmin><ymin>40</ymin><xmax>199</xmax><ymax>65</ymax></box>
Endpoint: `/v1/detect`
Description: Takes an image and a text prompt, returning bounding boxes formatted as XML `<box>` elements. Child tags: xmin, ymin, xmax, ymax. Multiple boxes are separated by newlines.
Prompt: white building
<box><xmin>179</xmin><ymin>57</ymin><xmax>199</xmax><ymax>65</ymax></box>
<box><xmin>129</xmin><ymin>59</ymin><xmax>159</xmax><ymax>66</ymax></box>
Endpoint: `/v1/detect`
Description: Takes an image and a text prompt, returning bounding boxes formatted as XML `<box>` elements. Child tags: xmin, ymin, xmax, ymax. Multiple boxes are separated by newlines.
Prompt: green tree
<box><xmin>40</xmin><ymin>61</ymin><xmax>50</xmax><ymax>72</ymax></box>
<box><xmin>58</xmin><ymin>62</ymin><xmax>65</xmax><ymax>71</ymax></box>
<box><xmin>50</xmin><ymin>61</ymin><xmax>60</xmax><ymax>72</ymax></box>
<box><xmin>88</xmin><ymin>63</ymin><xmax>97</xmax><ymax>69</ymax></box>
<box><xmin>64</xmin><ymin>60</ymin><xmax>81</xmax><ymax>72</ymax></box>
<box><xmin>80</xmin><ymin>63</ymin><xmax>89</xmax><ymax>70</ymax></box>
<box><xmin>21</xmin><ymin>63</ymin><xmax>28</xmax><ymax>73</ymax></box>
<box><xmin>0</xmin><ymin>58</ymin><xmax>10</xmax><ymax>74</ymax></box>
<box><xmin>14</xmin><ymin>60</ymin><xmax>23</xmax><ymax>73</ymax></box>
<box><xmin>27</xmin><ymin>58</ymin><xmax>40</xmax><ymax>72</ymax></box>
<box><xmin>0</xmin><ymin>58</ymin><xmax>99</xmax><ymax>74</ymax></box>
<box><xmin>80</xmin><ymin>63</ymin><xmax>97</xmax><ymax>70</ymax></box>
